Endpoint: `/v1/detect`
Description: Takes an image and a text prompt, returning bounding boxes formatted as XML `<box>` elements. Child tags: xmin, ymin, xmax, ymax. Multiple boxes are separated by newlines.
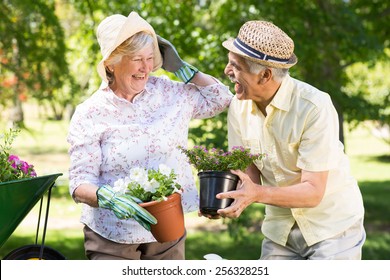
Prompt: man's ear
<box><xmin>258</xmin><ymin>68</ymin><xmax>272</xmax><ymax>84</ymax></box>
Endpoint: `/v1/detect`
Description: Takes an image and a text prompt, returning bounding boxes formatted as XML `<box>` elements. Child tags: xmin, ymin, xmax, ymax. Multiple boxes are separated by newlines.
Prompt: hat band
<box><xmin>233</xmin><ymin>38</ymin><xmax>290</xmax><ymax>64</ymax></box>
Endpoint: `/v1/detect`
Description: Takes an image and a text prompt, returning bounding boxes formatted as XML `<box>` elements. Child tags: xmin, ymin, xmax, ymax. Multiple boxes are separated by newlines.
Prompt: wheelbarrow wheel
<box><xmin>3</xmin><ymin>244</ymin><xmax>66</xmax><ymax>260</ymax></box>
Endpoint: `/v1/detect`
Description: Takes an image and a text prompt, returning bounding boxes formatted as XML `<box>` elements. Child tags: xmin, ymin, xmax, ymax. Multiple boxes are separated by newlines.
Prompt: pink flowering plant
<box><xmin>179</xmin><ymin>145</ymin><xmax>264</xmax><ymax>172</ymax></box>
<box><xmin>113</xmin><ymin>164</ymin><xmax>182</xmax><ymax>203</ymax></box>
<box><xmin>0</xmin><ymin>128</ymin><xmax>37</xmax><ymax>183</ymax></box>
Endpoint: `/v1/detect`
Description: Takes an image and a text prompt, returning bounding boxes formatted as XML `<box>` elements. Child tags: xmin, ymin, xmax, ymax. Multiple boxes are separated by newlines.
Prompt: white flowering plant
<box><xmin>113</xmin><ymin>164</ymin><xmax>182</xmax><ymax>203</ymax></box>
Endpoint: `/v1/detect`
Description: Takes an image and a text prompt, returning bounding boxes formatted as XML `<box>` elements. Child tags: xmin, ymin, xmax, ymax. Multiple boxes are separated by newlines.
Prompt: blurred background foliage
<box><xmin>1</xmin><ymin>0</ymin><xmax>389</xmax><ymax>243</ymax></box>
<box><xmin>1</xmin><ymin>0</ymin><xmax>389</xmax><ymax>145</ymax></box>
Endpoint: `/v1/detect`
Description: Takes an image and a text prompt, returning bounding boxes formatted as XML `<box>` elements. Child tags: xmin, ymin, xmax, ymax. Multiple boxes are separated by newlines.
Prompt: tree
<box><xmin>0</xmin><ymin>0</ymin><xmax>69</xmax><ymax>125</ymax></box>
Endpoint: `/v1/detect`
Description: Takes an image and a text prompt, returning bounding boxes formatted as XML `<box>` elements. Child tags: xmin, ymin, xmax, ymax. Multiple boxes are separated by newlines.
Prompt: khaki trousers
<box><xmin>83</xmin><ymin>225</ymin><xmax>186</xmax><ymax>260</ymax></box>
<box><xmin>260</xmin><ymin>218</ymin><xmax>366</xmax><ymax>260</ymax></box>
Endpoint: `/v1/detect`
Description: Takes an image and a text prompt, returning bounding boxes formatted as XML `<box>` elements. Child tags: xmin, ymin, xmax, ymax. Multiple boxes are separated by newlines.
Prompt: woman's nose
<box><xmin>141</xmin><ymin>59</ymin><xmax>152</xmax><ymax>71</ymax></box>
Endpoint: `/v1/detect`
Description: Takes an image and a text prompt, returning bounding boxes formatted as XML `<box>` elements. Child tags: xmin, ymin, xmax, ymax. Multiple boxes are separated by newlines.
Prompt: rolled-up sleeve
<box><xmin>67</xmin><ymin>106</ymin><xmax>102</xmax><ymax>196</ymax></box>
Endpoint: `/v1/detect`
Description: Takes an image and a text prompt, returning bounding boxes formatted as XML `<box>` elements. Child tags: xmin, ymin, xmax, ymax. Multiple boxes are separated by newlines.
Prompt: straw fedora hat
<box><xmin>96</xmin><ymin>11</ymin><xmax>163</xmax><ymax>82</ymax></box>
<box><xmin>222</xmin><ymin>21</ymin><xmax>297</xmax><ymax>69</ymax></box>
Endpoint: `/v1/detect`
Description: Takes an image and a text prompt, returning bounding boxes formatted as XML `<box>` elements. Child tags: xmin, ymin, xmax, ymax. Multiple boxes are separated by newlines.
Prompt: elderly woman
<box><xmin>67</xmin><ymin>11</ymin><xmax>232</xmax><ymax>260</ymax></box>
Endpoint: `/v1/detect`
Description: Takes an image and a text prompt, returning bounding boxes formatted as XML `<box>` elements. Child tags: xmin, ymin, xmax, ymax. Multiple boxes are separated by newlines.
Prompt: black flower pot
<box><xmin>198</xmin><ymin>171</ymin><xmax>239</xmax><ymax>216</ymax></box>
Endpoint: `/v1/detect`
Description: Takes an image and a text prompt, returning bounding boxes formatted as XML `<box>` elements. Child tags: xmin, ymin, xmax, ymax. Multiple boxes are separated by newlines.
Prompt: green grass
<box><xmin>1</xmin><ymin>118</ymin><xmax>389</xmax><ymax>260</ymax></box>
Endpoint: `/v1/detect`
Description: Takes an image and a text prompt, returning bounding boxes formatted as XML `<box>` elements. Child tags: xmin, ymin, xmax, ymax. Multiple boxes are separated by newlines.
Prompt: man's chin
<box><xmin>235</xmin><ymin>92</ymin><xmax>246</xmax><ymax>100</ymax></box>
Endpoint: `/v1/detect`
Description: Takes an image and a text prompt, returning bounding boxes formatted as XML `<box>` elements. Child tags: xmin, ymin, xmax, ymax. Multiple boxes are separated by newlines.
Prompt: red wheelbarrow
<box><xmin>0</xmin><ymin>173</ymin><xmax>65</xmax><ymax>259</ymax></box>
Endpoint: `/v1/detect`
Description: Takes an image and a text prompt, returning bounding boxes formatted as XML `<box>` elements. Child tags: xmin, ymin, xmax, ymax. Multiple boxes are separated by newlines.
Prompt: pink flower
<box><xmin>20</xmin><ymin>161</ymin><xmax>30</xmax><ymax>174</ymax></box>
<box><xmin>8</xmin><ymin>154</ymin><xmax>20</xmax><ymax>168</ymax></box>
<box><xmin>6</xmin><ymin>154</ymin><xmax>37</xmax><ymax>178</ymax></box>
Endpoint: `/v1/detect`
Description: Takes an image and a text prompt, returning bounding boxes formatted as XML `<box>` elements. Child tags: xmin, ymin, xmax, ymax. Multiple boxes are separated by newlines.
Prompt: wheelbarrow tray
<box><xmin>0</xmin><ymin>173</ymin><xmax>62</xmax><ymax>247</ymax></box>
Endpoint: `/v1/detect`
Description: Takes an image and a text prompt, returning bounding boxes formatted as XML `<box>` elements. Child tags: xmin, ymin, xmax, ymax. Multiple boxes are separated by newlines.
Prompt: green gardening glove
<box><xmin>96</xmin><ymin>185</ymin><xmax>157</xmax><ymax>231</ymax></box>
<box><xmin>157</xmin><ymin>35</ymin><xmax>199</xmax><ymax>83</ymax></box>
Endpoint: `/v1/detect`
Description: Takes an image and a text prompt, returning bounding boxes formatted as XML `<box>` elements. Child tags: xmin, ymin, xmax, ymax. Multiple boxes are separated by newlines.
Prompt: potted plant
<box><xmin>112</xmin><ymin>164</ymin><xmax>184</xmax><ymax>242</ymax></box>
<box><xmin>179</xmin><ymin>145</ymin><xmax>264</xmax><ymax>215</ymax></box>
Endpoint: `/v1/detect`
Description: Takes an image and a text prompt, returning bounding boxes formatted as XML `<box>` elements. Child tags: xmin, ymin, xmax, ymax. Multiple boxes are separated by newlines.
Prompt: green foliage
<box><xmin>179</xmin><ymin>145</ymin><xmax>263</xmax><ymax>172</ymax></box>
<box><xmin>0</xmin><ymin>128</ymin><xmax>18</xmax><ymax>182</ymax></box>
<box><xmin>343</xmin><ymin>49</ymin><xmax>390</xmax><ymax>128</ymax></box>
<box><xmin>2</xmin><ymin>0</ymin><xmax>389</xmax><ymax>138</ymax></box>
<box><xmin>0</xmin><ymin>0</ymin><xmax>69</xmax><ymax>108</ymax></box>
<box><xmin>224</xmin><ymin>203</ymin><xmax>265</xmax><ymax>242</ymax></box>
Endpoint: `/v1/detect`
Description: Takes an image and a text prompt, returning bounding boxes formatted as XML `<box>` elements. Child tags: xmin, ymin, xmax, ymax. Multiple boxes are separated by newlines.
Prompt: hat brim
<box><xmin>222</xmin><ymin>38</ymin><xmax>297</xmax><ymax>69</ymax></box>
<box><xmin>97</xmin><ymin>12</ymin><xmax>163</xmax><ymax>82</ymax></box>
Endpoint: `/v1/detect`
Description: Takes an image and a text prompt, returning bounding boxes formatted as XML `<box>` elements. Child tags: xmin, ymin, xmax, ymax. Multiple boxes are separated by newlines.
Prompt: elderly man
<box><xmin>217</xmin><ymin>20</ymin><xmax>366</xmax><ymax>260</ymax></box>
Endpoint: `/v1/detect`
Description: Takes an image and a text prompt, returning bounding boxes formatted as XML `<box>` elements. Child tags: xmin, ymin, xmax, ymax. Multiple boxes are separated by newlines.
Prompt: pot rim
<box><xmin>197</xmin><ymin>170</ymin><xmax>239</xmax><ymax>179</ymax></box>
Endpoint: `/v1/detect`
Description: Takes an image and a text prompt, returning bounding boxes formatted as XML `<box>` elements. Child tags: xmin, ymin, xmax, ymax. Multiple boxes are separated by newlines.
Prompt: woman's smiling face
<box><xmin>114</xmin><ymin>44</ymin><xmax>155</xmax><ymax>96</ymax></box>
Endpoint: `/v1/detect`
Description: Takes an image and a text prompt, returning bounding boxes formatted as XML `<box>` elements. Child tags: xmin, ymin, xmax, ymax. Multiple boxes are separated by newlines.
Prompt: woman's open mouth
<box><xmin>133</xmin><ymin>74</ymin><xmax>146</xmax><ymax>80</ymax></box>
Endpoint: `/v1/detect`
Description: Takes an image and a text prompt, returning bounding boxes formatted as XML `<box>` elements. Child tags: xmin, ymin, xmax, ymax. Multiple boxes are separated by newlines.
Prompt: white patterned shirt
<box><xmin>67</xmin><ymin>75</ymin><xmax>233</xmax><ymax>244</ymax></box>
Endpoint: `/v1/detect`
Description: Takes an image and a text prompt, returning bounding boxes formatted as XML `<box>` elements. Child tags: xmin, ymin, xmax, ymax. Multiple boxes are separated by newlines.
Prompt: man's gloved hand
<box><xmin>157</xmin><ymin>35</ymin><xmax>199</xmax><ymax>83</ymax></box>
<box><xmin>96</xmin><ymin>185</ymin><xmax>157</xmax><ymax>231</ymax></box>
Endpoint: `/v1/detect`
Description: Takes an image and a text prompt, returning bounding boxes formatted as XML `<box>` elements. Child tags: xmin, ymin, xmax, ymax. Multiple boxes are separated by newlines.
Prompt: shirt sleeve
<box><xmin>297</xmin><ymin>95</ymin><xmax>341</xmax><ymax>172</ymax></box>
<box><xmin>67</xmin><ymin>104</ymin><xmax>102</xmax><ymax>196</ymax></box>
<box><xmin>186</xmin><ymin>79</ymin><xmax>233</xmax><ymax>119</ymax></box>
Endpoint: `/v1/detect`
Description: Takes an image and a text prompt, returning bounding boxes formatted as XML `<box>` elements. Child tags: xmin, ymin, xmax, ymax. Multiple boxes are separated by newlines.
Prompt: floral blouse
<box><xmin>67</xmin><ymin>75</ymin><xmax>232</xmax><ymax>244</ymax></box>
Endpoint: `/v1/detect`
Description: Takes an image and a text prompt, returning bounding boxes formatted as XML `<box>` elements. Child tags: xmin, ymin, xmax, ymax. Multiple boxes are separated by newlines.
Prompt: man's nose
<box><xmin>224</xmin><ymin>63</ymin><xmax>232</xmax><ymax>76</ymax></box>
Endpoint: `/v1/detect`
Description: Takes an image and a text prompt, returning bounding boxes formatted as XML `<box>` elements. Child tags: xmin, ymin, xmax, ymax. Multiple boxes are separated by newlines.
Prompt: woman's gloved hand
<box><xmin>157</xmin><ymin>35</ymin><xmax>198</xmax><ymax>83</ymax></box>
<box><xmin>96</xmin><ymin>185</ymin><xmax>157</xmax><ymax>231</ymax></box>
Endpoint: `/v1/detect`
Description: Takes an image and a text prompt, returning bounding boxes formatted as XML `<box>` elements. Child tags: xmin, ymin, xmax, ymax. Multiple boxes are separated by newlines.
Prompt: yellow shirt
<box><xmin>227</xmin><ymin>75</ymin><xmax>365</xmax><ymax>246</ymax></box>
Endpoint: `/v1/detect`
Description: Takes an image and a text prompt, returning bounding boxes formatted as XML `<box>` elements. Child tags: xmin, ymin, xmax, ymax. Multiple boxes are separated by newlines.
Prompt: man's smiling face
<box><xmin>224</xmin><ymin>52</ymin><xmax>260</xmax><ymax>100</ymax></box>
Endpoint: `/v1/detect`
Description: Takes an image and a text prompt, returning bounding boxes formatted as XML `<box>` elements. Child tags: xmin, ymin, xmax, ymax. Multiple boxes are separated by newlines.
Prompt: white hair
<box><xmin>245</xmin><ymin>58</ymin><xmax>289</xmax><ymax>83</ymax></box>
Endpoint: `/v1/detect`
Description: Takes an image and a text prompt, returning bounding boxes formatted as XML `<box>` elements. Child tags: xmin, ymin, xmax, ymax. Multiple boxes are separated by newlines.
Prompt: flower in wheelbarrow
<box><xmin>8</xmin><ymin>155</ymin><xmax>37</xmax><ymax>177</ymax></box>
<box><xmin>0</xmin><ymin>128</ymin><xmax>37</xmax><ymax>183</ymax></box>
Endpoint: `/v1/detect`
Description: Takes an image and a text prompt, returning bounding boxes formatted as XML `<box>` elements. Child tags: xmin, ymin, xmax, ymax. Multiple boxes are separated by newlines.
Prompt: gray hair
<box><xmin>245</xmin><ymin>58</ymin><xmax>289</xmax><ymax>83</ymax></box>
<box><xmin>104</xmin><ymin>31</ymin><xmax>154</xmax><ymax>85</ymax></box>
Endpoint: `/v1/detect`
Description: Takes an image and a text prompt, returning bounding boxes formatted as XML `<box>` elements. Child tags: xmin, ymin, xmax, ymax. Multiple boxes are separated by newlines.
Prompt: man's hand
<box><xmin>216</xmin><ymin>170</ymin><xmax>258</xmax><ymax>218</ymax></box>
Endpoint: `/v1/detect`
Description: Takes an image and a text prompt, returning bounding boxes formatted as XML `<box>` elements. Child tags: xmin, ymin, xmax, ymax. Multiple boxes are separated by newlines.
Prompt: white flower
<box><xmin>129</xmin><ymin>166</ymin><xmax>148</xmax><ymax>184</ymax></box>
<box><xmin>144</xmin><ymin>178</ymin><xmax>160</xmax><ymax>193</ymax></box>
<box><xmin>113</xmin><ymin>178</ymin><xmax>128</xmax><ymax>194</ymax></box>
<box><xmin>150</xmin><ymin>178</ymin><xmax>160</xmax><ymax>192</ymax></box>
<box><xmin>158</xmin><ymin>163</ymin><xmax>172</xmax><ymax>177</ymax></box>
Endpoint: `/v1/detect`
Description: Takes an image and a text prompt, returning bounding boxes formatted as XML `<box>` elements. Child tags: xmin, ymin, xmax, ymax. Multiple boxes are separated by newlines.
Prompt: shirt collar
<box><xmin>99</xmin><ymin>81</ymin><xmax>151</xmax><ymax>105</ymax></box>
<box><xmin>248</xmin><ymin>74</ymin><xmax>293</xmax><ymax>114</ymax></box>
<box><xmin>269</xmin><ymin>74</ymin><xmax>293</xmax><ymax>112</ymax></box>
